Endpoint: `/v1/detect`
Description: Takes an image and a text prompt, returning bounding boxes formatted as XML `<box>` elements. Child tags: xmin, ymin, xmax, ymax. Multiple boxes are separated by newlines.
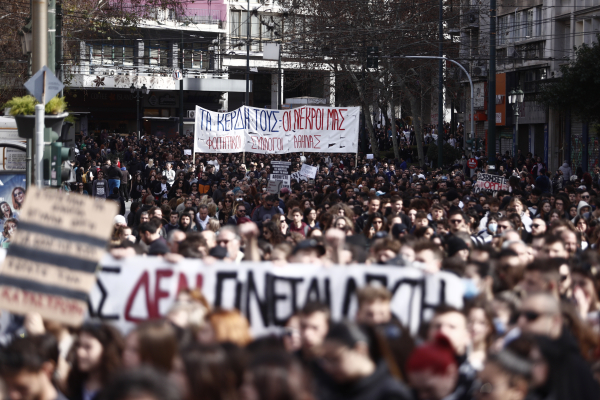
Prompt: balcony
<box><xmin>149</xmin><ymin>8</ymin><xmax>223</xmax><ymax>26</ymax></box>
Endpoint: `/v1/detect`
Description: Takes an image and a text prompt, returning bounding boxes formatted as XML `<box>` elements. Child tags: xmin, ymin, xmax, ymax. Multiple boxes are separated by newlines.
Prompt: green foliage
<box><xmin>538</xmin><ymin>34</ymin><xmax>600</xmax><ymax>123</ymax></box>
<box><xmin>4</xmin><ymin>95</ymin><xmax>68</xmax><ymax>116</ymax></box>
<box><xmin>45</xmin><ymin>96</ymin><xmax>68</xmax><ymax>114</ymax></box>
<box><xmin>4</xmin><ymin>95</ymin><xmax>36</xmax><ymax>116</ymax></box>
<box><xmin>427</xmin><ymin>142</ymin><xmax>462</xmax><ymax>168</ymax></box>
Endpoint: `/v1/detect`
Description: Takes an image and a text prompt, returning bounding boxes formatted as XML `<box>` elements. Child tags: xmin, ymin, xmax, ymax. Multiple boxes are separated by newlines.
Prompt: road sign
<box><xmin>467</xmin><ymin>158</ymin><xmax>478</xmax><ymax>169</ymax></box>
<box><xmin>24</xmin><ymin>66</ymin><xmax>64</xmax><ymax>105</ymax></box>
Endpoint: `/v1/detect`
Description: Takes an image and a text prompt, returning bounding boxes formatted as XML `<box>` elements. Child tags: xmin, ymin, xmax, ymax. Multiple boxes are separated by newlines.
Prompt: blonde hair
<box><xmin>207</xmin><ymin>218</ymin><xmax>221</xmax><ymax>233</ymax></box>
<box><xmin>207</xmin><ymin>202</ymin><xmax>217</xmax><ymax>217</ymax></box>
<box><xmin>208</xmin><ymin>309</ymin><xmax>252</xmax><ymax>347</ymax></box>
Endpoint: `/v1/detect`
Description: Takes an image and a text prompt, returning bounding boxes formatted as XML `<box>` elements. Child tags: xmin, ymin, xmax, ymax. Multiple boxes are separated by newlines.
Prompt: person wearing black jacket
<box><xmin>317</xmin><ymin>321</ymin><xmax>413</xmax><ymax>400</ymax></box>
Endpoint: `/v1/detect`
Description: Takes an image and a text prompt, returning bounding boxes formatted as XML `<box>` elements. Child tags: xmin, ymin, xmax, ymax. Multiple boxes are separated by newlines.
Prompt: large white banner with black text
<box><xmin>193</xmin><ymin>106</ymin><xmax>359</xmax><ymax>154</ymax></box>
<box><xmin>89</xmin><ymin>257</ymin><xmax>464</xmax><ymax>335</ymax></box>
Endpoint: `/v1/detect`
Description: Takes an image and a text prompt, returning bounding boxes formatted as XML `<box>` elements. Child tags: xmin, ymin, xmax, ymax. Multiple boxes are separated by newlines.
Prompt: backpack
<box><xmin>82</xmin><ymin>173</ymin><xmax>87</xmax><ymax>184</ymax></box>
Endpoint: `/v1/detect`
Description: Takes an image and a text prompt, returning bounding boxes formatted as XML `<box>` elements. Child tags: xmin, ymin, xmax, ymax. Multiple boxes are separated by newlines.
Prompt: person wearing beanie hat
<box><xmin>445</xmin><ymin>236</ymin><xmax>469</xmax><ymax>261</ymax></box>
<box><xmin>406</xmin><ymin>335</ymin><xmax>464</xmax><ymax>400</ymax></box>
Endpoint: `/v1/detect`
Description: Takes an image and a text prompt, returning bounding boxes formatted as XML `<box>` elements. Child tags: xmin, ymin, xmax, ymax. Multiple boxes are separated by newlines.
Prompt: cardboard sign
<box><xmin>270</xmin><ymin>161</ymin><xmax>291</xmax><ymax>175</ymax></box>
<box><xmin>0</xmin><ymin>187</ymin><xmax>117</xmax><ymax>326</ymax></box>
<box><xmin>266</xmin><ymin>180</ymin><xmax>282</xmax><ymax>194</ymax></box>
<box><xmin>474</xmin><ymin>173</ymin><xmax>509</xmax><ymax>195</ymax></box>
<box><xmin>269</xmin><ymin>174</ymin><xmax>290</xmax><ymax>190</ymax></box>
<box><xmin>290</xmin><ymin>171</ymin><xmax>307</xmax><ymax>182</ymax></box>
<box><xmin>90</xmin><ymin>257</ymin><xmax>464</xmax><ymax>335</ymax></box>
<box><xmin>183</xmin><ymin>149</ymin><xmax>192</xmax><ymax>156</ymax></box>
<box><xmin>367</xmin><ymin>154</ymin><xmax>374</xmax><ymax>159</ymax></box>
<box><xmin>300</xmin><ymin>164</ymin><xmax>318</xmax><ymax>179</ymax></box>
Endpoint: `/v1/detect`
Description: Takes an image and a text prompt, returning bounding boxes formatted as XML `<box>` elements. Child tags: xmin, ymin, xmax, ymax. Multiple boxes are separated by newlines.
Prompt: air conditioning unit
<box><xmin>187</xmin><ymin>110</ymin><xmax>196</xmax><ymax>118</ymax></box>
<box><xmin>473</xmin><ymin>66</ymin><xmax>487</xmax><ymax>77</ymax></box>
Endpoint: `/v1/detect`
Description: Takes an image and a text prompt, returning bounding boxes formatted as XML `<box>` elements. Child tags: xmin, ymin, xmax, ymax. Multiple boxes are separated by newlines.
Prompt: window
<box><xmin>498</xmin><ymin>15</ymin><xmax>507</xmax><ymax>45</ymax></box>
<box><xmin>183</xmin><ymin>42</ymin><xmax>204</xmax><ymax>69</ymax></box>
<box><xmin>526</xmin><ymin>9</ymin><xmax>534</xmax><ymax>38</ymax></box>
<box><xmin>145</xmin><ymin>41</ymin><xmax>169</xmax><ymax>66</ymax></box>
<box><xmin>534</xmin><ymin>7</ymin><xmax>542</xmax><ymax>36</ymax></box>
<box><xmin>86</xmin><ymin>41</ymin><xmax>135</xmax><ymax>66</ymax></box>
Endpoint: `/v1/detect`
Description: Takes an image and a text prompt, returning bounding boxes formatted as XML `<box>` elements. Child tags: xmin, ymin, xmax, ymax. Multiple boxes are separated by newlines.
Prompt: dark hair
<box><xmin>97</xmin><ymin>367</ymin><xmax>180</xmax><ymax>400</ymax></box>
<box><xmin>66</xmin><ymin>323</ymin><xmax>124</xmax><ymax>399</ymax></box>
<box><xmin>139</xmin><ymin>218</ymin><xmax>162</xmax><ymax>234</ymax></box>
<box><xmin>246</xmin><ymin>350</ymin><xmax>313</xmax><ymax>400</ymax></box>
<box><xmin>0</xmin><ymin>334</ymin><xmax>58</xmax><ymax>374</ymax></box>
<box><xmin>181</xmin><ymin>344</ymin><xmax>238</xmax><ymax>400</ymax></box>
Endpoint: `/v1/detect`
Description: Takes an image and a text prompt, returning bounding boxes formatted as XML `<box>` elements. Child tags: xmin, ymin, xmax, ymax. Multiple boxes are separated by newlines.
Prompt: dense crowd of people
<box><xmin>1</xmin><ymin>130</ymin><xmax>600</xmax><ymax>400</ymax></box>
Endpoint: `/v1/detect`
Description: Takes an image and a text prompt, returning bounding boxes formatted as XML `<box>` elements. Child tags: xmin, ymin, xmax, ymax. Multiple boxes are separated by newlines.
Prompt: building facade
<box><xmin>459</xmin><ymin>0</ymin><xmax>600</xmax><ymax>171</ymax></box>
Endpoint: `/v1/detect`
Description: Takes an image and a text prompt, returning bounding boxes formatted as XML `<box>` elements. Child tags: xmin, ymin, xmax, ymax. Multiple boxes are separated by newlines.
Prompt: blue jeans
<box><xmin>108</xmin><ymin>179</ymin><xmax>121</xmax><ymax>196</ymax></box>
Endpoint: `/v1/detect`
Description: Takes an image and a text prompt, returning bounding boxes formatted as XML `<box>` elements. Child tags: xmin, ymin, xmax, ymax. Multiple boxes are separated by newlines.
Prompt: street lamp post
<box><xmin>130</xmin><ymin>84</ymin><xmax>148</xmax><ymax>139</ymax></box>
<box><xmin>508</xmin><ymin>88</ymin><xmax>524</xmax><ymax>169</ymax></box>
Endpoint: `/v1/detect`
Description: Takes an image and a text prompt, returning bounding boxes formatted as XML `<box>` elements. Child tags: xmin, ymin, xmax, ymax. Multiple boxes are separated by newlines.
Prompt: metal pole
<box><xmin>245</xmin><ymin>0</ymin><xmax>250</xmax><ymax>106</ymax></box>
<box><xmin>26</xmin><ymin>141</ymin><xmax>32</xmax><ymax>189</ymax></box>
<box><xmin>513</xmin><ymin>105</ymin><xmax>519</xmax><ymax>169</ymax></box>
<box><xmin>136</xmin><ymin>93</ymin><xmax>140</xmax><ymax>138</ymax></box>
<box><xmin>47</xmin><ymin>0</ymin><xmax>55</xmax><ymax>74</ymax></box>
<box><xmin>488</xmin><ymin>0</ymin><xmax>497</xmax><ymax>165</ymax></box>
<box><xmin>437</xmin><ymin>0</ymin><xmax>444</xmax><ymax>169</ymax></box>
<box><xmin>32</xmin><ymin>0</ymin><xmax>47</xmax><ymax>187</ymax></box>
<box><xmin>179</xmin><ymin>31</ymin><xmax>184</xmax><ymax>136</ymax></box>
<box><xmin>278</xmin><ymin>44</ymin><xmax>282</xmax><ymax>109</ymax></box>
<box><xmin>32</xmin><ymin>0</ymin><xmax>47</xmax><ymax>73</ymax></box>
<box><xmin>35</xmin><ymin>102</ymin><xmax>45</xmax><ymax>187</ymax></box>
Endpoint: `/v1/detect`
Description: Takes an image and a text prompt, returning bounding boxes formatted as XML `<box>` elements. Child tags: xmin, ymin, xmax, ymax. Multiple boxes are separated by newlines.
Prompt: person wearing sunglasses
<box><xmin>518</xmin><ymin>292</ymin><xmax>600</xmax><ymax>400</ymax></box>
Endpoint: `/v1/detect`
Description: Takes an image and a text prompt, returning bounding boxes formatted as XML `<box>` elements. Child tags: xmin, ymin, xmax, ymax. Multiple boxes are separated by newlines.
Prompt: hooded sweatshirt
<box><xmin>559</xmin><ymin>162</ymin><xmax>572</xmax><ymax>182</ymax></box>
<box><xmin>572</xmin><ymin>200</ymin><xmax>591</xmax><ymax>222</ymax></box>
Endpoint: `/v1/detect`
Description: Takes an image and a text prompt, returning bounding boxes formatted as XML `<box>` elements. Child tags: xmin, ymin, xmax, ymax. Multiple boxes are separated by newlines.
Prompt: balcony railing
<box><xmin>149</xmin><ymin>8</ymin><xmax>223</xmax><ymax>25</ymax></box>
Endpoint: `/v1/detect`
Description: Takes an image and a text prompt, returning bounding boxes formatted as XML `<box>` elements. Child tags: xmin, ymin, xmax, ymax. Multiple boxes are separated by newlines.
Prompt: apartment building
<box><xmin>459</xmin><ymin>0</ymin><xmax>600</xmax><ymax>171</ymax></box>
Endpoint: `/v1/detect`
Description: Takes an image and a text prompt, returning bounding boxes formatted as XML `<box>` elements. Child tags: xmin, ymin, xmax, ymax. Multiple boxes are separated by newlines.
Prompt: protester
<box><xmin>3</xmin><ymin>132</ymin><xmax>600</xmax><ymax>400</ymax></box>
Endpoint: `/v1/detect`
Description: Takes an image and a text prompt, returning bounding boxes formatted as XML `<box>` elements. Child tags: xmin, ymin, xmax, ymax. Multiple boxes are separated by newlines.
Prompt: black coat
<box><xmin>319</xmin><ymin>363</ymin><xmax>413</xmax><ymax>400</ymax></box>
<box><xmin>532</xmin><ymin>328</ymin><xmax>600</xmax><ymax>400</ymax></box>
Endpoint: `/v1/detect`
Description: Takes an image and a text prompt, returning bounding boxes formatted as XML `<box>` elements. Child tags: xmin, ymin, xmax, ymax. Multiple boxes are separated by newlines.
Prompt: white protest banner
<box><xmin>300</xmin><ymin>164</ymin><xmax>318</xmax><ymax>179</ymax></box>
<box><xmin>90</xmin><ymin>257</ymin><xmax>464</xmax><ymax>335</ymax></box>
<box><xmin>183</xmin><ymin>149</ymin><xmax>192</xmax><ymax>156</ymax></box>
<box><xmin>194</xmin><ymin>106</ymin><xmax>360</xmax><ymax>154</ymax></box>
<box><xmin>474</xmin><ymin>173</ymin><xmax>509</xmax><ymax>195</ymax></box>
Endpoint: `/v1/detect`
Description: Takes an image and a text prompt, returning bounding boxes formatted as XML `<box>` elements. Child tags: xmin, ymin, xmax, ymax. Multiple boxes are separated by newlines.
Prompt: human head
<box><xmin>426</xmin><ymin>306</ymin><xmax>470</xmax><ymax>356</ymax></box>
<box><xmin>355</xmin><ymin>285</ymin><xmax>392</xmax><ymax>325</ymax></box>
<box><xmin>476</xmin><ymin>350</ymin><xmax>531</xmax><ymax>400</ymax></box>
<box><xmin>0</xmin><ymin>335</ymin><xmax>59</xmax><ymax>400</ymax></box>
<box><xmin>318</xmin><ymin>321</ymin><xmax>376</xmax><ymax>383</ymax></box>
<box><xmin>406</xmin><ymin>335</ymin><xmax>459</xmax><ymax>400</ymax></box>
<box><xmin>414</xmin><ymin>240</ymin><xmax>444</xmax><ymax>273</ymax></box>
<box><xmin>298</xmin><ymin>302</ymin><xmax>330</xmax><ymax>357</ymax></box>
<box><xmin>517</xmin><ymin>292</ymin><xmax>563</xmax><ymax>339</ymax></box>
<box><xmin>216</xmin><ymin>226</ymin><xmax>241</xmax><ymax>260</ymax></box>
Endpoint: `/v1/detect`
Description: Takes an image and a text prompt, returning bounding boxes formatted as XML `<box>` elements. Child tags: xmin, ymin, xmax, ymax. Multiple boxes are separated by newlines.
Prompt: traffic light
<box><xmin>43</xmin><ymin>120</ymin><xmax>75</xmax><ymax>187</ymax></box>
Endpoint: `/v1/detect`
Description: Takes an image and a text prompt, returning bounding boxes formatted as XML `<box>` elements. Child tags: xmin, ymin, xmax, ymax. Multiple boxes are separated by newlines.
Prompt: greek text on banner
<box><xmin>194</xmin><ymin>106</ymin><xmax>359</xmax><ymax>154</ymax></box>
<box><xmin>89</xmin><ymin>256</ymin><xmax>463</xmax><ymax>336</ymax></box>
